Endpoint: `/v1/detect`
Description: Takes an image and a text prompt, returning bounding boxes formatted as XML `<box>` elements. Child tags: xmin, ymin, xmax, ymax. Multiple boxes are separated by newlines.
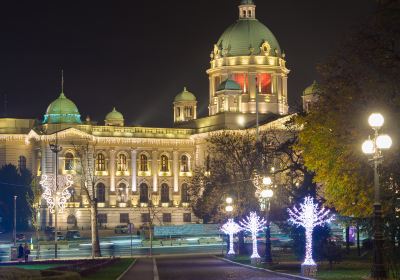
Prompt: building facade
<box><xmin>0</xmin><ymin>0</ymin><xmax>306</xmax><ymax>230</ymax></box>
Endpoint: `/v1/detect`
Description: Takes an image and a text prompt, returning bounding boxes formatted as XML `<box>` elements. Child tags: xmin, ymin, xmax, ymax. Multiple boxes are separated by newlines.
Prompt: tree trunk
<box><xmin>345</xmin><ymin>226</ymin><xmax>350</xmax><ymax>254</ymax></box>
<box><xmin>357</xmin><ymin>224</ymin><xmax>361</xmax><ymax>256</ymax></box>
<box><xmin>90</xmin><ymin>203</ymin><xmax>101</xmax><ymax>258</ymax></box>
<box><xmin>238</xmin><ymin>231</ymin><xmax>247</xmax><ymax>255</ymax></box>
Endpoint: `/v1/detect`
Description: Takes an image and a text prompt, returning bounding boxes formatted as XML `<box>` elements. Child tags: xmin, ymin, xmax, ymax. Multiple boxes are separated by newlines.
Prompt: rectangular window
<box><xmin>141</xmin><ymin>213</ymin><xmax>150</xmax><ymax>223</ymax></box>
<box><xmin>120</xmin><ymin>213</ymin><xmax>129</xmax><ymax>223</ymax></box>
<box><xmin>97</xmin><ymin>213</ymin><xmax>107</xmax><ymax>224</ymax></box>
<box><xmin>163</xmin><ymin>213</ymin><xmax>171</xmax><ymax>223</ymax></box>
<box><xmin>183</xmin><ymin>213</ymin><xmax>191</xmax><ymax>223</ymax></box>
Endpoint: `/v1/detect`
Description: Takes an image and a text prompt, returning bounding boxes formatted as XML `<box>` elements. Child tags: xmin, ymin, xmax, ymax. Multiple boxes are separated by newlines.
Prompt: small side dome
<box><xmin>217</xmin><ymin>79</ymin><xmax>242</xmax><ymax>92</ymax></box>
<box><xmin>43</xmin><ymin>93</ymin><xmax>81</xmax><ymax>124</ymax></box>
<box><xmin>174</xmin><ymin>87</ymin><xmax>197</xmax><ymax>102</ymax></box>
<box><xmin>241</xmin><ymin>0</ymin><xmax>254</xmax><ymax>4</ymax></box>
<box><xmin>105</xmin><ymin>107</ymin><xmax>124</xmax><ymax>126</ymax></box>
<box><xmin>303</xmin><ymin>80</ymin><xmax>319</xmax><ymax>96</ymax></box>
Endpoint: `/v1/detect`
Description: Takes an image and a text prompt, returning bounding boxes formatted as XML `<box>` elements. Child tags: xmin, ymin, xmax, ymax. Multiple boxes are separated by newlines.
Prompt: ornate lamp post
<box><xmin>253</xmin><ymin>171</ymin><xmax>274</xmax><ymax>263</ymax></box>
<box><xmin>362</xmin><ymin>113</ymin><xmax>392</xmax><ymax>279</ymax></box>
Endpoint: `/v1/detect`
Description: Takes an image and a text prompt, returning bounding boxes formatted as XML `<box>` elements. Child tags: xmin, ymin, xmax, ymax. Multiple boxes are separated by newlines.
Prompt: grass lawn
<box><xmin>81</xmin><ymin>258</ymin><xmax>135</xmax><ymax>280</ymax></box>
<box><xmin>5</xmin><ymin>264</ymin><xmax>62</xmax><ymax>270</ymax></box>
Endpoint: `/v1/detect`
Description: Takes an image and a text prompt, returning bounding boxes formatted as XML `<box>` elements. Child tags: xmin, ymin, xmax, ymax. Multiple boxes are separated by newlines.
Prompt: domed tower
<box><xmin>208</xmin><ymin>0</ymin><xmax>289</xmax><ymax>116</ymax></box>
<box><xmin>173</xmin><ymin>87</ymin><xmax>197</xmax><ymax>123</ymax></box>
<box><xmin>302</xmin><ymin>81</ymin><xmax>319</xmax><ymax>112</ymax></box>
<box><xmin>43</xmin><ymin>93</ymin><xmax>81</xmax><ymax>124</ymax></box>
<box><xmin>105</xmin><ymin>107</ymin><xmax>124</xmax><ymax>126</ymax></box>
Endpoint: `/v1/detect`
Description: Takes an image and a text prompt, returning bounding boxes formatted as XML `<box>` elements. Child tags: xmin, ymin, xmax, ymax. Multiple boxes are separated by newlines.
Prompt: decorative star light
<box><xmin>220</xmin><ymin>219</ymin><xmax>242</xmax><ymax>255</ymax></box>
<box><xmin>287</xmin><ymin>196</ymin><xmax>334</xmax><ymax>266</ymax></box>
<box><xmin>40</xmin><ymin>174</ymin><xmax>73</xmax><ymax>214</ymax></box>
<box><xmin>240</xmin><ymin>212</ymin><xmax>266</xmax><ymax>259</ymax></box>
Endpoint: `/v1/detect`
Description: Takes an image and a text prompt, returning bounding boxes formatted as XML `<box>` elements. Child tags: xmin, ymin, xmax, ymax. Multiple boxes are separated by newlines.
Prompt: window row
<box><xmin>94</xmin><ymin>182</ymin><xmax>190</xmax><ymax>204</ymax></box>
<box><xmin>96</xmin><ymin>212</ymin><xmax>191</xmax><ymax>224</ymax></box>
<box><xmin>62</xmin><ymin>152</ymin><xmax>191</xmax><ymax>173</ymax></box>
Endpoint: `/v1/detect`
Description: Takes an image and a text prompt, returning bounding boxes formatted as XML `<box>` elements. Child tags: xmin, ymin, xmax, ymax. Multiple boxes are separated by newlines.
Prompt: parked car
<box><xmin>48</xmin><ymin>231</ymin><xmax>65</xmax><ymax>241</ymax></box>
<box><xmin>114</xmin><ymin>225</ymin><xmax>128</xmax><ymax>234</ymax></box>
<box><xmin>16</xmin><ymin>233</ymin><xmax>26</xmax><ymax>241</ymax></box>
<box><xmin>66</xmin><ymin>230</ymin><xmax>80</xmax><ymax>240</ymax></box>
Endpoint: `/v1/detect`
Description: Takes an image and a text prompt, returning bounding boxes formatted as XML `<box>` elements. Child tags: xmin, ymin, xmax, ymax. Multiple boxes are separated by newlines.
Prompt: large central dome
<box><xmin>215</xmin><ymin>0</ymin><xmax>281</xmax><ymax>57</ymax></box>
<box><xmin>217</xmin><ymin>19</ymin><xmax>281</xmax><ymax>57</ymax></box>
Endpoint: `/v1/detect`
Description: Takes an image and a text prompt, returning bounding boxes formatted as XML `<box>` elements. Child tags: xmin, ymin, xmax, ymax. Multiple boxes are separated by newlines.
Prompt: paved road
<box><xmin>120</xmin><ymin>258</ymin><xmax>153</xmax><ymax>280</ymax></box>
<box><xmin>156</xmin><ymin>256</ymin><xmax>295</xmax><ymax>280</ymax></box>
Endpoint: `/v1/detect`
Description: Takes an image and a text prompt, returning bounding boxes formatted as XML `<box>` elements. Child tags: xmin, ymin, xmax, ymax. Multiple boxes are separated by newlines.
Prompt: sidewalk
<box><xmin>119</xmin><ymin>258</ymin><xmax>154</xmax><ymax>280</ymax></box>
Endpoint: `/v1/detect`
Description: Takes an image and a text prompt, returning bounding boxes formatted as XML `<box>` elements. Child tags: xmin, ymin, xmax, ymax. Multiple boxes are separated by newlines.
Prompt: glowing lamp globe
<box><xmin>368</xmin><ymin>113</ymin><xmax>384</xmax><ymax>128</ymax></box>
<box><xmin>225</xmin><ymin>205</ymin><xmax>234</xmax><ymax>212</ymax></box>
<box><xmin>376</xmin><ymin>134</ymin><xmax>392</xmax><ymax>149</ymax></box>
<box><xmin>226</xmin><ymin>197</ymin><xmax>233</xmax><ymax>204</ymax></box>
<box><xmin>262</xmin><ymin>176</ymin><xmax>272</xmax><ymax>186</ymax></box>
<box><xmin>261</xmin><ymin>189</ymin><xmax>273</xmax><ymax>199</ymax></box>
<box><xmin>237</xmin><ymin>116</ymin><xmax>245</xmax><ymax>126</ymax></box>
<box><xmin>362</xmin><ymin>139</ymin><xmax>375</xmax><ymax>154</ymax></box>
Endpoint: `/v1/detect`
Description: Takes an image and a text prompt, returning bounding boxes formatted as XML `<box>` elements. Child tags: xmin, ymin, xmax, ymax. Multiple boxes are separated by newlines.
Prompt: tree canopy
<box><xmin>296</xmin><ymin>1</ymin><xmax>400</xmax><ymax>217</ymax></box>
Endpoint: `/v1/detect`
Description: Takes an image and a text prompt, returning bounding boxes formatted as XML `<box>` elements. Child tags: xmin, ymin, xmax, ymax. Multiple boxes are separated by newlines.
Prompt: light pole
<box><xmin>362</xmin><ymin>113</ymin><xmax>392</xmax><ymax>279</ymax></box>
<box><xmin>225</xmin><ymin>197</ymin><xmax>234</xmax><ymax>254</ymax></box>
<box><xmin>49</xmin><ymin>133</ymin><xmax>62</xmax><ymax>259</ymax></box>
<box><xmin>13</xmin><ymin>195</ymin><xmax>17</xmax><ymax>246</ymax></box>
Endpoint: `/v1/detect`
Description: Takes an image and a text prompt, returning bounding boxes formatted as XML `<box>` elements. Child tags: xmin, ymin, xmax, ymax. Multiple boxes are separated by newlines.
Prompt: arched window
<box><xmin>140</xmin><ymin>183</ymin><xmax>149</xmax><ymax>203</ymax></box>
<box><xmin>96</xmin><ymin>154</ymin><xmax>106</xmax><ymax>171</ymax></box>
<box><xmin>117</xmin><ymin>183</ymin><xmax>127</xmax><ymax>202</ymax></box>
<box><xmin>140</xmin><ymin>154</ymin><xmax>148</xmax><ymax>172</ymax></box>
<box><xmin>181</xmin><ymin>183</ymin><xmax>189</xmax><ymax>203</ymax></box>
<box><xmin>18</xmin><ymin>156</ymin><xmax>26</xmax><ymax>170</ymax></box>
<box><xmin>96</xmin><ymin>183</ymin><xmax>106</xmax><ymax>203</ymax></box>
<box><xmin>117</xmin><ymin>154</ymin><xmax>127</xmax><ymax>172</ymax></box>
<box><xmin>161</xmin><ymin>183</ymin><xmax>170</xmax><ymax>203</ymax></box>
<box><xmin>181</xmin><ymin>155</ymin><xmax>189</xmax><ymax>172</ymax></box>
<box><xmin>65</xmin><ymin>152</ymin><xmax>74</xmax><ymax>171</ymax></box>
<box><xmin>67</xmin><ymin>215</ymin><xmax>77</xmax><ymax>225</ymax></box>
<box><xmin>160</xmin><ymin>155</ymin><xmax>169</xmax><ymax>172</ymax></box>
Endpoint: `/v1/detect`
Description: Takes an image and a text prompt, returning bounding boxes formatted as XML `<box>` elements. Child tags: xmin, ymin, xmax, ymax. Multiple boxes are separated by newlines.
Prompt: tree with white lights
<box><xmin>287</xmin><ymin>196</ymin><xmax>334</xmax><ymax>275</ymax></box>
<box><xmin>240</xmin><ymin>212</ymin><xmax>266</xmax><ymax>259</ymax></box>
<box><xmin>221</xmin><ymin>219</ymin><xmax>242</xmax><ymax>255</ymax></box>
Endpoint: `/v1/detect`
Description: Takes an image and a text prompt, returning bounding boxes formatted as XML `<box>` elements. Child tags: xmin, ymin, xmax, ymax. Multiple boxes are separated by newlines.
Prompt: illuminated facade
<box><xmin>0</xmin><ymin>0</ymin><xmax>301</xmax><ymax>229</ymax></box>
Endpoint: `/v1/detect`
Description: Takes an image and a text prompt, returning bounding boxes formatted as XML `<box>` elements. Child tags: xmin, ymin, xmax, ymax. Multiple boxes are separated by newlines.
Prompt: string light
<box><xmin>240</xmin><ymin>212</ymin><xmax>266</xmax><ymax>259</ymax></box>
<box><xmin>40</xmin><ymin>174</ymin><xmax>73</xmax><ymax>214</ymax></box>
<box><xmin>220</xmin><ymin>219</ymin><xmax>242</xmax><ymax>255</ymax></box>
<box><xmin>287</xmin><ymin>196</ymin><xmax>334</xmax><ymax>266</ymax></box>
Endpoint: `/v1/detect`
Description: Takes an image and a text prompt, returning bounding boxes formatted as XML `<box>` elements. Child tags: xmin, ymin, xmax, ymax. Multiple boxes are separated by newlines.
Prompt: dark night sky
<box><xmin>0</xmin><ymin>0</ymin><xmax>376</xmax><ymax>127</ymax></box>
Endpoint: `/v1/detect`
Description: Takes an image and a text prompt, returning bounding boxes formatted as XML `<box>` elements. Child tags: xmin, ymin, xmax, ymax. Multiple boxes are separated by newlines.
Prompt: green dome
<box><xmin>43</xmin><ymin>93</ymin><xmax>81</xmax><ymax>124</ymax></box>
<box><xmin>216</xmin><ymin>19</ymin><xmax>281</xmax><ymax>57</ymax></box>
<box><xmin>174</xmin><ymin>87</ymin><xmax>196</xmax><ymax>102</ymax></box>
<box><xmin>303</xmin><ymin>81</ymin><xmax>319</xmax><ymax>96</ymax></box>
<box><xmin>105</xmin><ymin>107</ymin><xmax>124</xmax><ymax>121</ymax></box>
<box><xmin>217</xmin><ymin>79</ymin><xmax>242</xmax><ymax>91</ymax></box>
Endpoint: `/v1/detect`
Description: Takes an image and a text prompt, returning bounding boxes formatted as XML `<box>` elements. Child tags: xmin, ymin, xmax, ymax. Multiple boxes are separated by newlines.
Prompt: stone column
<box><xmin>110</xmin><ymin>149</ymin><xmax>116</xmax><ymax>192</ymax></box>
<box><xmin>248</xmin><ymin>72</ymin><xmax>257</xmax><ymax>100</ymax></box>
<box><xmin>173</xmin><ymin>150</ymin><xmax>179</xmax><ymax>192</ymax></box>
<box><xmin>152</xmin><ymin>150</ymin><xmax>158</xmax><ymax>192</ymax></box>
<box><xmin>131</xmin><ymin>149</ymin><xmax>137</xmax><ymax>192</ymax></box>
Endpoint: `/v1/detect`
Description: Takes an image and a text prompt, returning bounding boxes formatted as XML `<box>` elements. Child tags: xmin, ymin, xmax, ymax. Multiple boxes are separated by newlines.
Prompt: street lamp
<box><xmin>362</xmin><ymin>112</ymin><xmax>391</xmax><ymax>279</ymax></box>
<box><xmin>252</xmin><ymin>171</ymin><xmax>274</xmax><ymax>263</ymax></box>
<box><xmin>13</xmin><ymin>196</ymin><xmax>17</xmax><ymax>246</ymax></box>
<box><xmin>224</xmin><ymin>197</ymin><xmax>234</xmax><ymax>254</ymax></box>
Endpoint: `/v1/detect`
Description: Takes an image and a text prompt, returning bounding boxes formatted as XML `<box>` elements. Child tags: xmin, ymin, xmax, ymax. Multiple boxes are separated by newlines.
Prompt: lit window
<box><xmin>65</xmin><ymin>152</ymin><xmax>74</xmax><ymax>171</ymax></box>
<box><xmin>161</xmin><ymin>183</ymin><xmax>170</xmax><ymax>203</ymax></box>
<box><xmin>117</xmin><ymin>154</ymin><xmax>127</xmax><ymax>172</ymax></box>
<box><xmin>161</xmin><ymin>155</ymin><xmax>169</xmax><ymax>172</ymax></box>
<box><xmin>96</xmin><ymin>183</ymin><xmax>106</xmax><ymax>203</ymax></box>
<box><xmin>181</xmin><ymin>155</ymin><xmax>189</xmax><ymax>172</ymax></box>
<box><xmin>18</xmin><ymin>156</ymin><xmax>26</xmax><ymax>171</ymax></box>
<box><xmin>181</xmin><ymin>183</ymin><xmax>189</xmax><ymax>203</ymax></box>
<box><xmin>96</xmin><ymin>154</ymin><xmax>106</xmax><ymax>171</ymax></box>
<box><xmin>140</xmin><ymin>183</ymin><xmax>149</xmax><ymax>203</ymax></box>
<box><xmin>140</xmin><ymin>154</ymin><xmax>148</xmax><ymax>172</ymax></box>
<box><xmin>118</xmin><ymin>183</ymin><xmax>127</xmax><ymax>202</ymax></box>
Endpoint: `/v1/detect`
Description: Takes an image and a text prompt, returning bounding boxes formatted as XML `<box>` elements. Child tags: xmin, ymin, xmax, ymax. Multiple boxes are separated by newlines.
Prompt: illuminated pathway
<box><xmin>155</xmin><ymin>256</ymin><xmax>299</xmax><ymax>280</ymax></box>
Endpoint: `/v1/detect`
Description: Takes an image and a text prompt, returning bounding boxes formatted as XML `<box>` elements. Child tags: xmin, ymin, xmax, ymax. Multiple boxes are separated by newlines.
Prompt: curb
<box><xmin>116</xmin><ymin>259</ymin><xmax>137</xmax><ymax>280</ymax></box>
<box><xmin>214</xmin><ymin>256</ymin><xmax>315</xmax><ymax>280</ymax></box>
<box><xmin>153</xmin><ymin>258</ymin><xmax>159</xmax><ymax>280</ymax></box>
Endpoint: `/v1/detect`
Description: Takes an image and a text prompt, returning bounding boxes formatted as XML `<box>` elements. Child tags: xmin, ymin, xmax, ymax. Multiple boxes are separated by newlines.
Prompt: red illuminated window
<box><xmin>257</xmin><ymin>73</ymin><xmax>271</xmax><ymax>94</ymax></box>
<box><xmin>232</xmin><ymin>73</ymin><xmax>248</xmax><ymax>92</ymax></box>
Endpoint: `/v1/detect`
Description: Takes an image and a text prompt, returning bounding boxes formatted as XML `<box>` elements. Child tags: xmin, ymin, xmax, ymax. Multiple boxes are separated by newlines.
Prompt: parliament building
<box><xmin>0</xmin><ymin>1</ymin><xmax>313</xmax><ymax>229</ymax></box>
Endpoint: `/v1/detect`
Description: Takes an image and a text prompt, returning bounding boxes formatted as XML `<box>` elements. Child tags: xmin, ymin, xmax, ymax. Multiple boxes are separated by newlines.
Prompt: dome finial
<box><xmin>239</xmin><ymin>0</ymin><xmax>256</xmax><ymax>19</ymax></box>
<box><xmin>61</xmin><ymin>69</ymin><xmax>64</xmax><ymax>93</ymax></box>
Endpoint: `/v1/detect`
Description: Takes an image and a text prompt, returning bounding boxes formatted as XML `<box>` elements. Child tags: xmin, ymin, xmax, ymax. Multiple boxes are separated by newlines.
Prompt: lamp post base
<box><xmin>251</xmin><ymin>257</ymin><xmax>262</xmax><ymax>265</ymax></box>
<box><xmin>301</xmin><ymin>264</ymin><xmax>317</xmax><ymax>277</ymax></box>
